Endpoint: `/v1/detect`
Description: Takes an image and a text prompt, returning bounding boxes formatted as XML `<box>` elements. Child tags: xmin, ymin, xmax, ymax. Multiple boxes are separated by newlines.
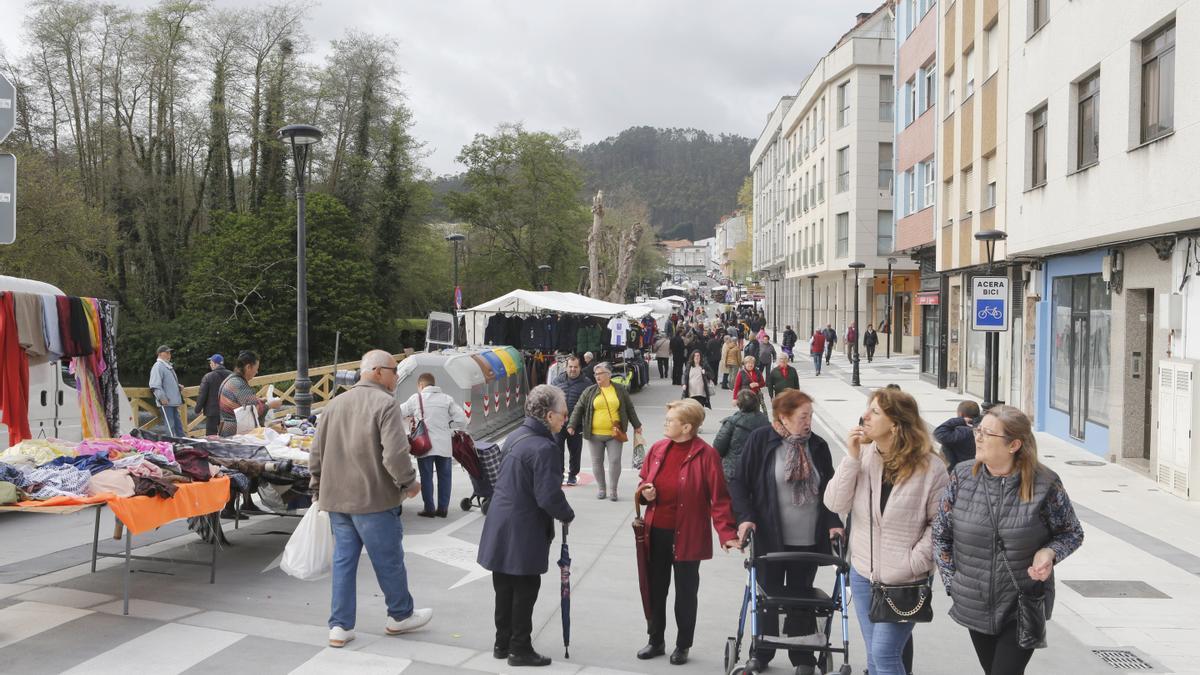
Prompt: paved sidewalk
<box><xmin>804</xmin><ymin>348</ymin><xmax>1200</xmax><ymax>674</ymax></box>
<box><xmin>0</xmin><ymin>349</ymin><xmax>1196</xmax><ymax>673</ymax></box>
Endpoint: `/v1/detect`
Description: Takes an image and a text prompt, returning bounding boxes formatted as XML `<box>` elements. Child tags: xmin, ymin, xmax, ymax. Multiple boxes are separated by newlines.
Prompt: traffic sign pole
<box><xmin>0</xmin><ymin>73</ymin><xmax>16</xmax><ymax>245</ymax></box>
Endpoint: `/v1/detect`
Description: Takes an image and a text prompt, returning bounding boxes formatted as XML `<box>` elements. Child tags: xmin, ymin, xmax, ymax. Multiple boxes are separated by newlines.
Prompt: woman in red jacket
<box><xmin>731</xmin><ymin>355</ymin><xmax>766</xmax><ymax>407</ymax></box>
<box><xmin>635</xmin><ymin>398</ymin><xmax>740</xmax><ymax>666</ymax></box>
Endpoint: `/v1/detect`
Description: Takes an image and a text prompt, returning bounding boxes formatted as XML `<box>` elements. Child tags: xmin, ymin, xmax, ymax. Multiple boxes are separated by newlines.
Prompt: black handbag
<box><xmin>984</xmin><ymin>481</ymin><xmax>1048</xmax><ymax>649</ymax></box>
<box><xmin>867</xmin><ymin>483</ymin><xmax>934</xmax><ymax>623</ymax></box>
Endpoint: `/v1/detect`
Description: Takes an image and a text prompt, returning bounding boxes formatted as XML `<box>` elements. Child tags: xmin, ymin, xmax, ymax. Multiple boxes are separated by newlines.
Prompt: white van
<box><xmin>0</xmin><ymin>275</ymin><xmax>134</xmax><ymax>442</ymax></box>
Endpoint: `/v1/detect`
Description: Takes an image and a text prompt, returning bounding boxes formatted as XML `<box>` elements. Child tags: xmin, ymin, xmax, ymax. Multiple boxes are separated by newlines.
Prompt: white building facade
<box><xmin>1006</xmin><ymin>0</ymin><xmax>1200</xmax><ymax>481</ymax></box>
<box><xmin>753</xmin><ymin>6</ymin><xmax>913</xmax><ymax>343</ymax></box>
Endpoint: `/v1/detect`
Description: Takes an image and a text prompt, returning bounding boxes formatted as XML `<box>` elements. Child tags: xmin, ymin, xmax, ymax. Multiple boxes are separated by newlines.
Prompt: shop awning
<box><xmin>462</xmin><ymin>289</ymin><xmax>661</xmax><ymax>346</ymax></box>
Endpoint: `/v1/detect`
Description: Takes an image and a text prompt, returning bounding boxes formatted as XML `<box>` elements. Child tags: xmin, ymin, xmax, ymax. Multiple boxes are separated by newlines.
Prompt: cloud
<box><xmin>0</xmin><ymin>0</ymin><xmax>882</xmax><ymax>174</ymax></box>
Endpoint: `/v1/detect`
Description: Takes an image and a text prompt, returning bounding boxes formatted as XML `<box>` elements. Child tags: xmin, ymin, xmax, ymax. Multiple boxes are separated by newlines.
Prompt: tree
<box><xmin>447</xmin><ymin>124</ymin><xmax>589</xmax><ymax>297</ymax></box>
<box><xmin>584</xmin><ymin>185</ymin><xmax>651</xmax><ymax>302</ymax></box>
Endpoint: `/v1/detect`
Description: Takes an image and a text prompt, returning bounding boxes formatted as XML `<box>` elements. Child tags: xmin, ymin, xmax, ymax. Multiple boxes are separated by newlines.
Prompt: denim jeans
<box><xmin>328</xmin><ymin>507</ymin><xmax>415</xmax><ymax>630</ymax></box>
<box><xmin>417</xmin><ymin>455</ymin><xmax>453</xmax><ymax>512</ymax></box>
<box><xmin>811</xmin><ymin>353</ymin><xmax>823</xmax><ymax>374</ymax></box>
<box><xmin>159</xmin><ymin>405</ymin><xmax>183</xmax><ymax>437</ymax></box>
<box><xmin>849</xmin><ymin>567</ymin><xmax>916</xmax><ymax>675</ymax></box>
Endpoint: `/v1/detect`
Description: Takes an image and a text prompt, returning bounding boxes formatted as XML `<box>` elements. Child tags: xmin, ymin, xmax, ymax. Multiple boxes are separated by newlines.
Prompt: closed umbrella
<box><xmin>557</xmin><ymin>521</ymin><xmax>572</xmax><ymax>658</ymax></box>
<box><xmin>632</xmin><ymin>487</ymin><xmax>652</xmax><ymax>621</ymax></box>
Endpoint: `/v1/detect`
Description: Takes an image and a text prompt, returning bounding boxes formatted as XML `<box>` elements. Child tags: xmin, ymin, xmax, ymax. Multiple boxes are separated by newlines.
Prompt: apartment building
<box><xmin>714</xmin><ymin>212</ymin><xmax>748</xmax><ymax>280</ymax></box>
<box><xmin>935</xmin><ymin>0</ymin><xmax>1016</xmax><ymax>402</ymax></box>
<box><xmin>752</xmin><ymin>5</ymin><xmax>914</xmax><ymax>343</ymax></box>
<box><xmin>895</xmin><ymin>0</ymin><xmax>942</xmax><ymax>379</ymax></box>
<box><xmin>1006</xmin><ymin>0</ymin><xmax>1200</xmax><ymax>480</ymax></box>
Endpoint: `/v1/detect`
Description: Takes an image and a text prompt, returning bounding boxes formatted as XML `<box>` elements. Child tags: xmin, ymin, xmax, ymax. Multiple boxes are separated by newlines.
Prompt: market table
<box><xmin>0</xmin><ymin>476</ymin><xmax>231</xmax><ymax>615</ymax></box>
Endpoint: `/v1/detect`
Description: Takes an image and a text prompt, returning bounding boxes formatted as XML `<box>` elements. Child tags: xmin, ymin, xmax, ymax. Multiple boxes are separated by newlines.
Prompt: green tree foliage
<box><xmin>447</xmin><ymin>124</ymin><xmax>590</xmax><ymax>297</ymax></box>
<box><xmin>576</xmin><ymin>127</ymin><xmax>753</xmax><ymax>240</ymax></box>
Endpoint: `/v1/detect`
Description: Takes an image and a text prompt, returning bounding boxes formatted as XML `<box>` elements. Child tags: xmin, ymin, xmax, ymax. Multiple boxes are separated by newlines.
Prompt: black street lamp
<box><xmin>849</xmin><ymin>262</ymin><xmax>866</xmax><ymax>387</ymax></box>
<box><xmin>808</xmin><ymin>274</ymin><xmax>818</xmax><ymax>338</ymax></box>
<box><xmin>886</xmin><ymin>256</ymin><xmax>897</xmax><ymax>359</ymax></box>
<box><xmin>974</xmin><ymin>229</ymin><xmax>1009</xmax><ymax>409</ymax></box>
<box><xmin>767</xmin><ymin>270</ymin><xmax>781</xmax><ymax>343</ymax></box>
<box><xmin>538</xmin><ymin>264</ymin><xmax>552</xmax><ymax>291</ymax></box>
<box><xmin>278</xmin><ymin>123</ymin><xmax>322</xmax><ymax>418</ymax></box>
<box><xmin>446</xmin><ymin>233</ymin><xmax>466</xmax><ymax>309</ymax></box>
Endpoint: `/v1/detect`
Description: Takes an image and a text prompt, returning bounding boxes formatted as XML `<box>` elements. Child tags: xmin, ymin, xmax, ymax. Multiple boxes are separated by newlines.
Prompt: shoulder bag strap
<box><xmin>869</xmin><ymin>479</ymin><xmax>876</xmax><ymax>582</ymax></box>
<box><xmin>983</xmin><ymin>477</ymin><xmax>1026</xmax><ymax>598</ymax></box>
<box><xmin>416</xmin><ymin>391</ymin><xmax>426</xmax><ymax>421</ymax></box>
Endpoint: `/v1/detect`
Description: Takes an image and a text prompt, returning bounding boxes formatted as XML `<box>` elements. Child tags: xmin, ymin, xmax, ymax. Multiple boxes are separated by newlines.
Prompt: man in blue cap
<box><xmin>195</xmin><ymin>353</ymin><xmax>232</xmax><ymax>436</ymax></box>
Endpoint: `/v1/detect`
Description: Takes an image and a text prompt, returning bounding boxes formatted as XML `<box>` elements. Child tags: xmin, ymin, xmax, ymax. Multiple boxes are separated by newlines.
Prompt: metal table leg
<box><xmin>123</xmin><ymin>531</ymin><xmax>132</xmax><ymax>615</ymax></box>
<box><xmin>209</xmin><ymin>513</ymin><xmax>219</xmax><ymax>584</ymax></box>
<box><xmin>90</xmin><ymin>505</ymin><xmax>102</xmax><ymax>573</ymax></box>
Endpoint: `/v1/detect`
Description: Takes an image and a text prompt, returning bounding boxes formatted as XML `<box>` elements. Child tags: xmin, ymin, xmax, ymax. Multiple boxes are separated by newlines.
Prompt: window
<box><xmin>1031</xmin><ymin>0</ymin><xmax>1049</xmax><ymax>34</ymax></box>
<box><xmin>877</xmin><ymin>210</ymin><xmax>894</xmax><ymax>255</ymax></box>
<box><xmin>1088</xmin><ymin>275</ymin><xmax>1111</xmax><ymax>425</ymax></box>
<box><xmin>880</xmin><ymin>75</ymin><xmax>894</xmax><ymax>122</ymax></box>
<box><xmin>837</xmin><ymin>82</ymin><xmax>850</xmax><ymax>128</ymax></box>
<box><xmin>817</xmin><ymin>98</ymin><xmax>826</xmax><ymax>139</ymax></box>
<box><xmin>1141</xmin><ymin>22</ymin><xmax>1175</xmax><ymax>143</ymax></box>
<box><xmin>945</xmin><ymin>69</ymin><xmax>957</xmax><ymax>111</ymax></box>
<box><xmin>983</xmin><ymin>156</ymin><xmax>997</xmax><ymax>209</ymax></box>
<box><xmin>818</xmin><ymin>219</ymin><xmax>825</xmax><ymax>262</ymax></box>
<box><xmin>819</xmin><ymin>158</ymin><xmax>826</xmax><ymax>201</ymax></box>
<box><xmin>964</xmin><ymin>48</ymin><xmax>975</xmax><ymax>97</ymax></box>
<box><xmin>1030</xmin><ymin>105</ymin><xmax>1048</xmax><ymax>187</ymax></box>
<box><xmin>906</xmin><ymin>79</ymin><xmax>917</xmax><ymax>125</ymax></box>
<box><xmin>905</xmin><ymin>169</ymin><xmax>916</xmax><ymax>214</ymax></box>
<box><xmin>837</xmin><ymin>146</ymin><xmax>850</xmax><ymax>192</ymax></box>
<box><xmin>985</xmin><ymin>23</ymin><xmax>999</xmax><ymax>79</ymax></box>
<box><xmin>879</xmin><ymin>143</ymin><xmax>894</xmax><ymax>191</ymax></box>
<box><xmin>924</xmin><ymin>64</ymin><xmax>937</xmax><ymax>111</ymax></box>
<box><xmin>922</xmin><ymin>159</ymin><xmax>936</xmax><ymax>207</ymax></box>
<box><xmin>906</xmin><ymin>0</ymin><xmax>918</xmax><ymax>36</ymax></box>
<box><xmin>1077</xmin><ymin>72</ymin><xmax>1099</xmax><ymax>168</ymax></box>
<box><xmin>961</xmin><ymin>167</ymin><xmax>974</xmax><ymax>217</ymax></box>
<box><xmin>836</xmin><ymin>213</ymin><xmax>849</xmax><ymax>258</ymax></box>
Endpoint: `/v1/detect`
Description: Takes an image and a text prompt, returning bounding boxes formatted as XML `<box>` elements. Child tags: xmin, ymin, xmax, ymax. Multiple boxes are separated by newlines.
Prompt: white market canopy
<box><xmin>462</xmin><ymin>289</ymin><xmax>662</xmax><ymax>346</ymax></box>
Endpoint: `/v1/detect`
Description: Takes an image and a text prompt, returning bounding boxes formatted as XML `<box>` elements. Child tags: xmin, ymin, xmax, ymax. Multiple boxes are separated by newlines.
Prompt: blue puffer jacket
<box><xmin>551</xmin><ymin>373</ymin><xmax>591</xmax><ymax>415</ymax></box>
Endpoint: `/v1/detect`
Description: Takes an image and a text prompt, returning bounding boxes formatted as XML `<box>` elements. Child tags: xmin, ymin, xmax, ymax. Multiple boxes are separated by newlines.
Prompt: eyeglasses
<box><xmin>973</xmin><ymin>426</ymin><xmax>1010</xmax><ymax>441</ymax></box>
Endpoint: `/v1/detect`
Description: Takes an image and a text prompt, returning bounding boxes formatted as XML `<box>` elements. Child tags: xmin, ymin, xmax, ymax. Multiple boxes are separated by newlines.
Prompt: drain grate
<box><xmin>1066</xmin><ymin>580</ymin><xmax>1170</xmax><ymax>599</ymax></box>
<box><xmin>1067</xmin><ymin>459</ymin><xmax>1107</xmax><ymax>467</ymax></box>
<box><xmin>1093</xmin><ymin>649</ymin><xmax>1153</xmax><ymax>670</ymax></box>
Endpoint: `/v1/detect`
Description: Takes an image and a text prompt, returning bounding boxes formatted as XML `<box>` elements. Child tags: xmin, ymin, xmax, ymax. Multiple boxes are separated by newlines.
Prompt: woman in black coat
<box><xmin>477</xmin><ymin>385</ymin><xmax>576</xmax><ymax>668</ymax></box>
<box><xmin>863</xmin><ymin>324</ymin><xmax>880</xmax><ymax>363</ymax></box>
<box><xmin>728</xmin><ymin>389</ymin><xmax>844</xmax><ymax>673</ymax></box>
<box><xmin>681</xmin><ymin>349</ymin><xmax>716</xmax><ymax>409</ymax></box>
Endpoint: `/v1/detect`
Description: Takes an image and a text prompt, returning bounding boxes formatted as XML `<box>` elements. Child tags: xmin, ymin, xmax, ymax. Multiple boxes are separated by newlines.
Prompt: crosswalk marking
<box><xmin>0</xmin><ymin>601</ymin><xmax>92</xmax><ymax>650</ymax></box>
<box><xmin>59</xmin><ymin>623</ymin><xmax>244</xmax><ymax>675</ymax></box>
<box><xmin>288</xmin><ymin>647</ymin><xmax>412</xmax><ymax>674</ymax></box>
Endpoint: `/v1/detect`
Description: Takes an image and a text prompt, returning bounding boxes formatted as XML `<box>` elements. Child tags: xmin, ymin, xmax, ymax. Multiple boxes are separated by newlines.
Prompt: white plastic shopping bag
<box><xmin>281</xmin><ymin>506</ymin><xmax>333</xmax><ymax>580</ymax></box>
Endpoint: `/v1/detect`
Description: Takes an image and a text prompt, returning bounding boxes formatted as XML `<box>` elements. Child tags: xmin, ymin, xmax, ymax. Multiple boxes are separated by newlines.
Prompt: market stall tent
<box><xmin>461</xmin><ymin>289</ymin><xmax>657</xmax><ymax>346</ymax></box>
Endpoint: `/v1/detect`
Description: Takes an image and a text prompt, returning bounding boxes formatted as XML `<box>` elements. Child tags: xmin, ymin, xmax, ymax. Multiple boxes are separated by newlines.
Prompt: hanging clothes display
<box><xmin>12</xmin><ymin>293</ymin><xmax>49</xmax><ymax>364</ymax></box>
<box><xmin>0</xmin><ymin>292</ymin><xmax>32</xmax><ymax>446</ymax></box>
<box><xmin>97</xmin><ymin>299</ymin><xmax>122</xmax><ymax>434</ymax></box>
<box><xmin>606</xmin><ymin>316</ymin><xmax>629</xmax><ymax>347</ymax></box>
<box><xmin>41</xmin><ymin>294</ymin><xmax>64</xmax><ymax>362</ymax></box>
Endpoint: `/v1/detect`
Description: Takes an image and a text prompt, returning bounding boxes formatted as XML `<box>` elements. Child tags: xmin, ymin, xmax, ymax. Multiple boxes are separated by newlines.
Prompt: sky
<box><xmin>0</xmin><ymin>0</ymin><xmax>885</xmax><ymax>176</ymax></box>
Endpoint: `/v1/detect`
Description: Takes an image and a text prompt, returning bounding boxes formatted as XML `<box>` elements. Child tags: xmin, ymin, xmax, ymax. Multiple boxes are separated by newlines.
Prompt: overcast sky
<box><xmin>0</xmin><ymin>0</ymin><xmax>883</xmax><ymax>175</ymax></box>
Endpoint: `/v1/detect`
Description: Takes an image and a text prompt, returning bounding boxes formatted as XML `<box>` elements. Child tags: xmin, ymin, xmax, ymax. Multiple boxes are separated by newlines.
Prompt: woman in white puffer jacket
<box><xmin>399</xmin><ymin>372</ymin><xmax>468</xmax><ymax>517</ymax></box>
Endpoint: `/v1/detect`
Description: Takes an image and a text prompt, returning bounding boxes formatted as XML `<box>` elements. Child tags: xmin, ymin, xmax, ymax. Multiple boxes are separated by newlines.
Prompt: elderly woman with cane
<box><xmin>478</xmin><ymin>385</ymin><xmax>576</xmax><ymax>668</ymax></box>
<box><xmin>634</xmin><ymin>398</ymin><xmax>740</xmax><ymax>666</ymax></box>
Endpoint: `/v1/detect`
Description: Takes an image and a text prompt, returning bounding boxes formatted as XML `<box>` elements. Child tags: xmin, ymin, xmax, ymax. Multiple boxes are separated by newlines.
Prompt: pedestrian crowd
<box><xmin>156</xmin><ymin>301</ymin><xmax>1084</xmax><ymax>675</ymax></box>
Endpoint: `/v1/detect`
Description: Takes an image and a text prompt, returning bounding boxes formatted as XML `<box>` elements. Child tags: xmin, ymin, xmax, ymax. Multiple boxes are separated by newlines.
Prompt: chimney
<box><xmin>856</xmin><ymin>12</ymin><xmax>872</xmax><ymax>24</ymax></box>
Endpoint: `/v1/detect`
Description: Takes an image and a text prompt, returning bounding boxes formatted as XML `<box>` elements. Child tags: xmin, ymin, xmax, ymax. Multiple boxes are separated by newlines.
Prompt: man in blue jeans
<box><xmin>310</xmin><ymin>350</ymin><xmax>433</xmax><ymax>648</ymax></box>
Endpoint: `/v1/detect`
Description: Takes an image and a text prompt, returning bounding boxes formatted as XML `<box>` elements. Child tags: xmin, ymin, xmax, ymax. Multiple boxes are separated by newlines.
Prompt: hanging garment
<box><xmin>542</xmin><ymin>315</ymin><xmax>558</xmax><ymax>351</ymax></box>
<box><xmin>0</xmin><ymin>293</ymin><xmax>32</xmax><ymax>446</ymax></box>
<box><xmin>485</xmin><ymin>313</ymin><xmax>508</xmax><ymax>345</ymax></box>
<box><xmin>40</xmin><ymin>295</ymin><xmax>64</xmax><ymax>361</ymax></box>
<box><xmin>71</xmin><ymin>357</ymin><xmax>110</xmax><ymax>439</ymax></box>
<box><xmin>12</xmin><ymin>293</ymin><xmax>49</xmax><ymax>364</ymax></box>
<box><xmin>504</xmin><ymin>315</ymin><xmax>524</xmax><ymax>346</ymax></box>
<box><xmin>68</xmin><ymin>297</ymin><xmax>95</xmax><ymax>356</ymax></box>
<box><xmin>97</xmin><ymin>300</ymin><xmax>122</xmax><ymax>434</ymax></box>
<box><xmin>55</xmin><ymin>296</ymin><xmax>79</xmax><ymax>357</ymax></box>
<box><xmin>606</xmin><ymin>317</ymin><xmax>629</xmax><ymax>347</ymax></box>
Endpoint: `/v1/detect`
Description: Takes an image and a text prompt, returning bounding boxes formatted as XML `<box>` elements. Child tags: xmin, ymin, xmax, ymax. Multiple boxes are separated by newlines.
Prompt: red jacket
<box><xmin>637</xmin><ymin>437</ymin><xmax>738</xmax><ymax>561</ymax></box>
<box><xmin>731</xmin><ymin>367</ymin><xmax>764</xmax><ymax>400</ymax></box>
<box><xmin>809</xmin><ymin>331</ymin><xmax>826</xmax><ymax>354</ymax></box>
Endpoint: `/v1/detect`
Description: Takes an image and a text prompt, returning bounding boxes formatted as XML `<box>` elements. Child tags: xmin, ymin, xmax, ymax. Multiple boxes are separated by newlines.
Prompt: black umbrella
<box><xmin>557</xmin><ymin>521</ymin><xmax>572</xmax><ymax>658</ymax></box>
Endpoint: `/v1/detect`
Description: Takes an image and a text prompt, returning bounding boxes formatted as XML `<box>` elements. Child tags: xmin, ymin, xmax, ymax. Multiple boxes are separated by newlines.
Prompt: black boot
<box><xmin>637</xmin><ymin>643</ymin><xmax>666</xmax><ymax>660</ymax></box>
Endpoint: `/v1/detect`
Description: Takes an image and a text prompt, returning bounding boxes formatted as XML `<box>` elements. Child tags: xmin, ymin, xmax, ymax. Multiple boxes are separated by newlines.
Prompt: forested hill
<box><xmin>576</xmin><ymin>127</ymin><xmax>753</xmax><ymax>241</ymax></box>
<box><xmin>433</xmin><ymin>126</ymin><xmax>752</xmax><ymax>241</ymax></box>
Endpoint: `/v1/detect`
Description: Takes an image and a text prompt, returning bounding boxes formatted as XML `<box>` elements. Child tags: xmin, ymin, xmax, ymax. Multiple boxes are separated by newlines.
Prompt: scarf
<box><xmin>783</xmin><ymin>433</ymin><xmax>819</xmax><ymax>506</ymax></box>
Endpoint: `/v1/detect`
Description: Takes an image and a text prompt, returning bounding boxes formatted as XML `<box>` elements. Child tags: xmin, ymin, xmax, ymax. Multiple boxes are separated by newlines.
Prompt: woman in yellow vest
<box><xmin>566</xmin><ymin>362</ymin><xmax>643</xmax><ymax>502</ymax></box>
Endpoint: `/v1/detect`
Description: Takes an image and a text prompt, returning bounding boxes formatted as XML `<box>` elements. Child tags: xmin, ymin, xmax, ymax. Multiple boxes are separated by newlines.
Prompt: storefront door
<box><xmin>1068</xmin><ymin>311</ymin><xmax>1090</xmax><ymax>440</ymax></box>
<box><xmin>921</xmin><ymin>305</ymin><xmax>940</xmax><ymax>378</ymax></box>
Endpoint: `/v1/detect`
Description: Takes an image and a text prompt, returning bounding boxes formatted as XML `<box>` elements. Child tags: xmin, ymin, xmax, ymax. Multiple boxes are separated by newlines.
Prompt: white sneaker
<box><xmin>385</xmin><ymin>607</ymin><xmax>433</xmax><ymax>635</ymax></box>
<box><xmin>328</xmin><ymin>626</ymin><xmax>355</xmax><ymax>648</ymax></box>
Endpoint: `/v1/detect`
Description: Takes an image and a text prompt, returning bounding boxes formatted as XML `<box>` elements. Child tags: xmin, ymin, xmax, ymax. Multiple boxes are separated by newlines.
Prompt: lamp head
<box><xmin>538</xmin><ymin>264</ymin><xmax>551</xmax><ymax>272</ymax></box>
<box><xmin>277</xmin><ymin>124</ymin><xmax>323</xmax><ymax>145</ymax></box>
<box><xmin>887</xmin><ymin>257</ymin><xmax>897</xmax><ymax>265</ymax></box>
<box><xmin>445</xmin><ymin>233</ymin><xmax>466</xmax><ymax>243</ymax></box>
<box><xmin>848</xmin><ymin>262</ymin><xmax>866</xmax><ymax>270</ymax></box>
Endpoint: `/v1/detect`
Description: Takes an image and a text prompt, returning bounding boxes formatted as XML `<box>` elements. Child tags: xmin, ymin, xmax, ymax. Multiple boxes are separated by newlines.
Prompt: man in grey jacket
<box><xmin>148</xmin><ymin>345</ymin><xmax>184</xmax><ymax>436</ymax></box>
<box><xmin>310</xmin><ymin>350</ymin><xmax>432</xmax><ymax>649</ymax></box>
<box><xmin>551</xmin><ymin>356</ymin><xmax>590</xmax><ymax>485</ymax></box>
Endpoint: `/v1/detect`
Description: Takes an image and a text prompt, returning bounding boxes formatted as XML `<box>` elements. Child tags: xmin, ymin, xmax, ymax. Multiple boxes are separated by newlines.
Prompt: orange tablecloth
<box><xmin>106</xmin><ymin>477</ymin><xmax>230</xmax><ymax>535</ymax></box>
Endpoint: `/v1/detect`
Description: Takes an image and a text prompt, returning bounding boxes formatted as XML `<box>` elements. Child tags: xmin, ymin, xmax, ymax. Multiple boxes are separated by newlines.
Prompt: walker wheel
<box><xmin>460</xmin><ymin>497</ymin><xmax>472</xmax><ymax>512</ymax></box>
<box><xmin>724</xmin><ymin>637</ymin><xmax>736</xmax><ymax>673</ymax></box>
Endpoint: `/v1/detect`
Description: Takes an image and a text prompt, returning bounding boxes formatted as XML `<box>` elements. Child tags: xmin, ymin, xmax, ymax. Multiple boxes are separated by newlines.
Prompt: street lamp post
<box><xmin>768</xmin><ymin>271</ymin><xmax>781</xmax><ymax>343</ymax></box>
<box><xmin>886</xmin><ymin>257</ymin><xmax>897</xmax><ymax>359</ymax></box>
<box><xmin>278</xmin><ymin>123</ymin><xmax>323</xmax><ymax>418</ymax></box>
<box><xmin>808</xmin><ymin>274</ymin><xmax>818</xmax><ymax>338</ymax></box>
<box><xmin>537</xmin><ymin>264</ymin><xmax>552</xmax><ymax>291</ymax></box>
<box><xmin>849</xmin><ymin>262</ymin><xmax>866</xmax><ymax>387</ymax></box>
<box><xmin>446</xmin><ymin>233</ymin><xmax>465</xmax><ymax>310</ymax></box>
<box><xmin>974</xmin><ymin>229</ymin><xmax>1009</xmax><ymax>409</ymax></box>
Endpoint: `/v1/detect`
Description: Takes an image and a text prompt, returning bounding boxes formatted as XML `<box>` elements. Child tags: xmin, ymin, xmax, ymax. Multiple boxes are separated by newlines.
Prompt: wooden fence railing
<box><xmin>125</xmin><ymin>352</ymin><xmax>410</xmax><ymax>437</ymax></box>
